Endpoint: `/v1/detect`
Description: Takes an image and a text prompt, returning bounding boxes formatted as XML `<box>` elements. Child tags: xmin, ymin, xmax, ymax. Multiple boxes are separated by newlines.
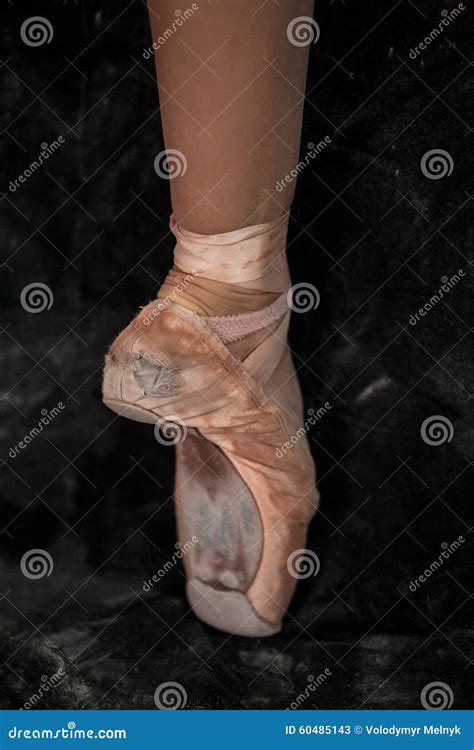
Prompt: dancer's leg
<box><xmin>103</xmin><ymin>1</ymin><xmax>320</xmax><ymax>637</ymax></box>
<box><xmin>147</xmin><ymin>0</ymin><xmax>314</xmax><ymax>315</ymax></box>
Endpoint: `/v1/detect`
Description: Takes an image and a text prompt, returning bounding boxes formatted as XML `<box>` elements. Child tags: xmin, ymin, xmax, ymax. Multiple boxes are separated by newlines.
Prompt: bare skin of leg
<box><xmin>103</xmin><ymin>1</ymin><xmax>320</xmax><ymax>635</ymax></box>
<box><xmin>147</xmin><ymin>0</ymin><xmax>315</xmax><ymax>317</ymax></box>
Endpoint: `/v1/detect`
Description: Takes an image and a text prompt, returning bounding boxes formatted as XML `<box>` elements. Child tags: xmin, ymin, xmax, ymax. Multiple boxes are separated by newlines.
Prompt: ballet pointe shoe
<box><xmin>103</xmin><ymin>214</ymin><xmax>319</xmax><ymax>636</ymax></box>
<box><xmin>102</xmin><ymin>295</ymin><xmax>319</xmax><ymax>637</ymax></box>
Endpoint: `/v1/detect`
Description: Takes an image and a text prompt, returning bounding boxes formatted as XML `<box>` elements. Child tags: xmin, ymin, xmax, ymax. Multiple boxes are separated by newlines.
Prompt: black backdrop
<box><xmin>1</xmin><ymin>0</ymin><xmax>472</xmax><ymax>710</ymax></box>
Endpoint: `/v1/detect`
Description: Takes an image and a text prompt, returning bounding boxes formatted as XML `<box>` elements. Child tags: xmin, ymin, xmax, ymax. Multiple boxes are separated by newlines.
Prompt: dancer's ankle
<box><xmin>157</xmin><ymin>213</ymin><xmax>291</xmax><ymax>318</ymax></box>
<box><xmin>157</xmin><ymin>267</ymin><xmax>282</xmax><ymax>317</ymax></box>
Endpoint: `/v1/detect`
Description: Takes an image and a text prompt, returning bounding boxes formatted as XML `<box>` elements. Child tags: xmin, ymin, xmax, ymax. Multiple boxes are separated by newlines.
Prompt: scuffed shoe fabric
<box><xmin>103</xmin><ymin>297</ymin><xmax>319</xmax><ymax>632</ymax></box>
<box><xmin>103</xmin><ymin>214</ymin><xmax>319</xmax><ymax>635</ymax></box>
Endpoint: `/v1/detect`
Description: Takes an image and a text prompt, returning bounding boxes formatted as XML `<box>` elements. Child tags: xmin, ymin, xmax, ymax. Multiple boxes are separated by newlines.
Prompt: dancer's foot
<box><xmin>102</xmin><ymin>217</ymin><xmax>319</xmax><ymax>636</ymax></box>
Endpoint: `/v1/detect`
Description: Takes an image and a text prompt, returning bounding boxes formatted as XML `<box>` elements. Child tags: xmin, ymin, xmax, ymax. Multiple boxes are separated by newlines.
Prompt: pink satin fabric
<box><xmin>170</xmin><ymin>213</ymin><xmax>290</xmax><ymax>290</ymax></box>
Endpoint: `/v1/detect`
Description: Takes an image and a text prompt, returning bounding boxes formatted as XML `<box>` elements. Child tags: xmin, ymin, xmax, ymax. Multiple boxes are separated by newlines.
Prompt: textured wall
<box><xmin>0</xmin><ymin>0</ymin><xmax>472</xmax><ymax>709</ymax></box>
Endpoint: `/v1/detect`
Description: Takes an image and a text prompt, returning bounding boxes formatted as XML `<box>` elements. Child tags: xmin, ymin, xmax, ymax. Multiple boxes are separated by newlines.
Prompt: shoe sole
<box><xmin>186</xmin><ymin>578</ymin><xmax>280</xmax><ymax>637</ymax></box>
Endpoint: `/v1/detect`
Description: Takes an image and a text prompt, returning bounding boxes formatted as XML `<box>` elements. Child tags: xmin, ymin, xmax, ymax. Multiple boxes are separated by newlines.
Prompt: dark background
<box><xmin>1</xmin><ymin>0</ymin><xmax>472</xmax><ymax>710</ymax></box>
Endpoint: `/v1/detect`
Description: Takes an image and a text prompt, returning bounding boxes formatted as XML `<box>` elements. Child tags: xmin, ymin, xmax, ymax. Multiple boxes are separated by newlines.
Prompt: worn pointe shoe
<box><xmin>102</xmin><ymin>217</ymin><xmax>320</xmax><ymax>636</ymax></box>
